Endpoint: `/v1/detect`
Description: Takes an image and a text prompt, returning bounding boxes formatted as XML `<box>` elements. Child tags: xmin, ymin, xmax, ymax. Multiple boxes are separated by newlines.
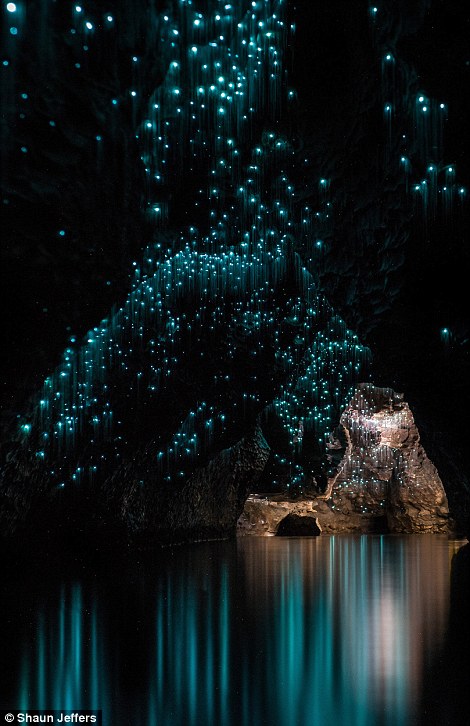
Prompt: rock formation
<box><xmin>102</xmin><ymin>425</ymin><xmax>270</xmax><ymax>546</ymax></box>
<box><xmin>238</xmin><ymin>384</ymin><xmax>450</xmax><ymax>534</ymax></box>
<box><xmin>238</xmin><ymin>495</ymin><xmax>322</xmax><ymax>537</ymax></box>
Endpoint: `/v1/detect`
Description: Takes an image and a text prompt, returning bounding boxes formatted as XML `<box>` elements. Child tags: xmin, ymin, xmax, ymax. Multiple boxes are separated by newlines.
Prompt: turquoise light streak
<box><xmin>11</xmin><ymin>538</ymin><xmax>460</xmax><ymax>725</ymax></box>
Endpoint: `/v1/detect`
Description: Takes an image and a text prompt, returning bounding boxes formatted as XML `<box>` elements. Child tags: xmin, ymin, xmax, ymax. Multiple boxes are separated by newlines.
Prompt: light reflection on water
<box><xmin>0</xmin><ymin>536</ymin><xmax>464</xmax><ymax>726</ymax></box>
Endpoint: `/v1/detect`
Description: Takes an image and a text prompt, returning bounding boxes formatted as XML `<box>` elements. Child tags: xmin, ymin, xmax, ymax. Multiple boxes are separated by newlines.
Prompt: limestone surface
<box><xmin>238</xmin><ymin>384</ymin><xmax>449</xmax><ymax>535</ymax></box>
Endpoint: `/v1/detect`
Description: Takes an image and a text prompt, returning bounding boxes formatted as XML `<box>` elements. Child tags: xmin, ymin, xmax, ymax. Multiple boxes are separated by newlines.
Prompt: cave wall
<box><xmin>1</xmin><ymin>0</ymin><xmax>468</xmax><ymax>537</ymax></box>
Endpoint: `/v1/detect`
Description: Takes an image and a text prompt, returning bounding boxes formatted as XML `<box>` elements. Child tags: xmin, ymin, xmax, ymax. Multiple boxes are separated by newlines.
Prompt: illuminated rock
<box><xmin>2</xmin><ymin>0</ymin><xmax>464</xmax><ymax>545</ymax></box>
<box><xmin>328</xmin><ymin>383</ymin><xmax>449</xmax><ymax>532</ymax></box>
<box><xmin>0</xmin><ymin>238</ymin><xmax>371</xmax><ymax>547</ymax></box>
<box><xmin>238</xmin><ymin>495</ymin><xmax>321</xmax><ymax>536</ymax></box>
<box><xmin>238</xmin><ymin>384</ymin><xmax>450</xmax><ymax>534</ymax></box>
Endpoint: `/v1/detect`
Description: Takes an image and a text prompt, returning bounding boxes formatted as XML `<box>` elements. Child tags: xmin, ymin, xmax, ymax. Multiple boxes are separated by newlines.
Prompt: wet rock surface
<box><xmin>239</xmin><ymin>384</ymin><xmax>450</xmax><ymax>535</ymax></box>
<box><xmin>238</xmin><ymin>495</ymin><xmax>321</xmax><ymax>536</ymax></box>
<box><xmin>330</xmin><ymin>384</ymin><xmax>449</xmax><ymax>533</ymax></box>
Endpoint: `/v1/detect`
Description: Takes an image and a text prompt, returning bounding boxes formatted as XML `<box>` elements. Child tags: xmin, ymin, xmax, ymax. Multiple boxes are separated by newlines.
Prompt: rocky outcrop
<box><xmin>329</xmin><ymin>384</ymin><xmax>449</xmax><ymax>533</ymax></box>
<box><xmin>238</xmin><ymin>495</ymin><xmax>321</xmax><ymax>536</ymax></box>
<box><xmin>102</xmin><ymin>425</ymin><xmax>270</xmax><ymax>546</ymax></box>
<box><xmin>3</xmin><ymin>425</ymin><xmax>270</xmax><ymax>549</ymax></box>
<box><xmin>238</xmin><ymin>384</ymin><xmax>450</xmax><ymax>535</ymax></box>
<box><xmin>238</xmin><ymin>494</ymin><xmax>391</xmax><ymax>535</ymax></box>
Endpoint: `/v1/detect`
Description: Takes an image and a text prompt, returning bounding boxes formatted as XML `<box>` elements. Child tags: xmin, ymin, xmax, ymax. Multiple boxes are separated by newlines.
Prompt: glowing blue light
<box><xmin>418</xmin><ymin>96</ymin><xmax>424</xmax><ymax>103</ymax></box>
<box><xmin>85</xmin><ymin>21</ymin><xmax>93</xmax><ymax>30</ymax></box>
<box><xmin>10</xmin><ymin>26</ymin><xmax>18</xmax><ymax>35</ymax></box>
<box><xmin>385</xmin><ymin>54</ymin><xmax>392</xmax><ymax>61</ymax></box>
<box><xmin>422</xmin><ymin>106</ymin><xmax>427</xmax><ymax>112</ymax></box>
<box><xmin>21</xmin><ymin>424</ymin><xmax>31</xmax><ymax>433</ymax></box>
<box><xmin>7</xmin><ymin>0</ymin><xmax>371</xmax><ymax>491</ymax></box>
<box><xmin>440</xmin><ymin>103</ymin><xmax>445</xmax><ymax>109</ymax></box>
<box><xmin>59</xmin><ymin>230</ymin><xmax>65</xmax><ymax>236</ymax></box>
<box><xmin>106</xmin><ymin>16</ymin><xmax>113</xmax><ymax>22</ymax></box>
<box><xmin>75</xmin><ymin>5</ymin><xmax>82</xmax><ymax>12</ymax></box>
<box><xmin>448</xmin><ymin>167</ymin><xmax>454</xmax><ymax>173</ymax></box>
<box><xmin>7</xmin><ymin>3</ymin><xmax>17</xmax><ymax>12</ymax></box>
<box><xmin>384</xmin><ymin>104</ymin><xmax>391</xmax><ymax>112</ymax></box>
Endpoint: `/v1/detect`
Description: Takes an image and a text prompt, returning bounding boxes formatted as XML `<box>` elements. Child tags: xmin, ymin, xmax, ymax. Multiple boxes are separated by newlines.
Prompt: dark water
<box><xmin>1</xmin><ymin>536</ymin><xmax>468</xmax><ymax>726</ymax></box>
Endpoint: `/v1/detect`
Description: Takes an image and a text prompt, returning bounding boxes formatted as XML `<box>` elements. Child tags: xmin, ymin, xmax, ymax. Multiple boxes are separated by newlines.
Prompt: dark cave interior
<box><xmin>0</xmin><ymin>0</ymin><xmax>469</xmax><ymax>543</ymax></box>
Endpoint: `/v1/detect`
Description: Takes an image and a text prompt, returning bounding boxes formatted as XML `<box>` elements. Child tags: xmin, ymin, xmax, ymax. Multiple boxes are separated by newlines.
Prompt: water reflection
<box><xmin>15</xmin><ymin>583</ymin><xmax>109</xmax><ymax>715</ymax></box>
<box><xmin>0</xmin><ymin>536</ymin><xmax>464</xmax><ymax>726</ymax></box>
<box><xmin>239</xmin><ymin>537</ymin><xmax>455</xmax><ymax>726</ymax></box>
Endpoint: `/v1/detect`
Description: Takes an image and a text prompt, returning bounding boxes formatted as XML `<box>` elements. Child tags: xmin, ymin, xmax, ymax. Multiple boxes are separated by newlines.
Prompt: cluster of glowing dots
<box><xmin>374</xmin><ymin>9</ymin><xmax>467</xmax><ymax>213</ymax></box>
<box><xmin>136</xmin><ymin>0</ymin><xmax>291</xmax><ymax>228</ymax></box>
<box><xmin>14</xmin><ymin>0</ymin><xmax>368</xmax><ymax>491</ymax></box>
